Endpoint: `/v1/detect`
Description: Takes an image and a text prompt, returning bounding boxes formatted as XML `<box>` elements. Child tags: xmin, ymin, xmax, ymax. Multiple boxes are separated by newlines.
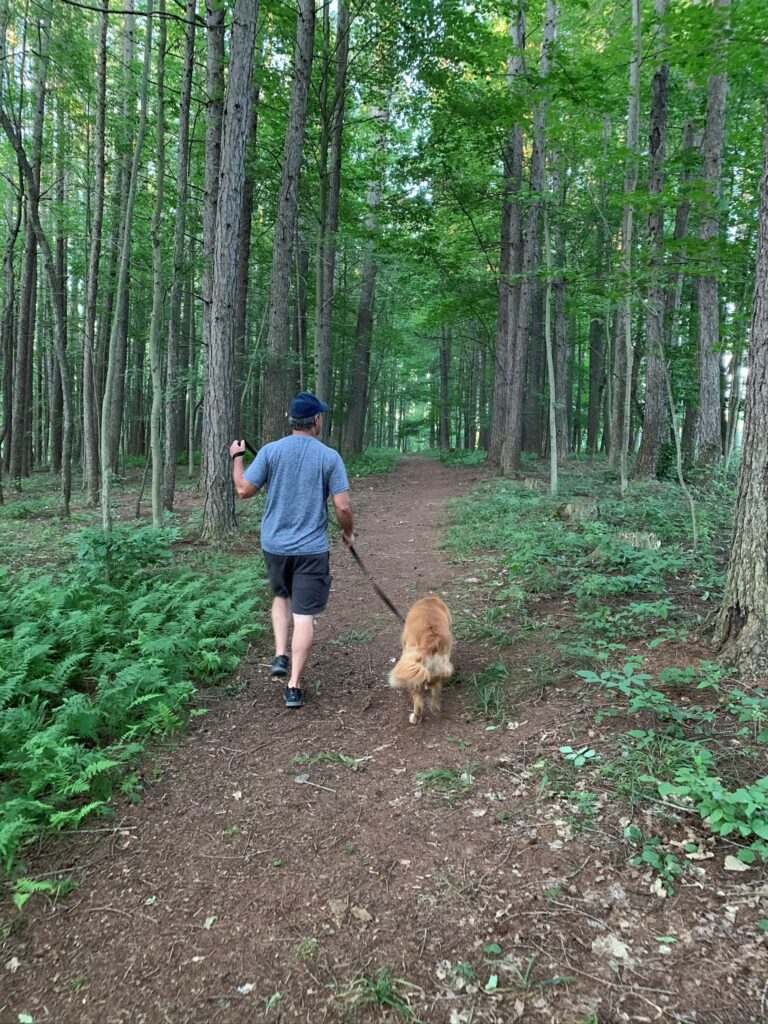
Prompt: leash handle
<box><xmin>348</xmin><ymin>544</ymin><xmax>405</xmax><ymax>624</ymax></box>
<box><xmin>243</xmin><ymin>438</ymin><xmax>258</xmax><ymax>457</ymax></box>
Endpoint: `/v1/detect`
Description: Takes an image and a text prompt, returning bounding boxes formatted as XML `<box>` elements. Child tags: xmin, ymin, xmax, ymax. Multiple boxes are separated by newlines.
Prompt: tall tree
<box><xmin>149</xmin><ymin>0</ymin><xmax>167</xmax><ymax>526</ymax></box>
<box><xmin>712</xmin><ymin>92</ymin><xmax>768</xmax><ymax>674</ymax></box>
<box><xmin>261</xmin><ymin>0</ymin><xmax>315</xmax><ymax>443</ymax></box>
<box><xmin>695</xmin><ymin>0</ymin><xmax>730</xmax><ymax>473</ymax></box>
<box><xmin>199</xmin><ymin>0</ymin><xmax>225</xmax><ymax>492</ymax></box>
<box><xmin>488</xmin><ymin>1</ymin><xmax>525</xmax><ymax>467</ymax></box>
<box><xmin>634</xmin><ymin>0</ymin><xmax>669</xmax><ymax>480</ymax></box>
<box><xmin>315</xmin><ymin>0</ymin><xmax>350</xmax><ymax>436</ymax></box>
<box><xmin>200</xmin><ymin>0</ymin><xmax>258</xmax><ymax>541</ymax></box>
<box><xmin>608</xmin><ymin>0</ymin><xmax>641</xmax><ymax>495</ymax></box>
<box><xmin>500</xmin><ymin>0</ymin><xmax>555</xmax><ymax>475</ymax></box>
<box><xmin>344</xmin><ymin>176</ymin><xmax>382</xmax><ymax>455</ymax></box>
<box><xmin>81</xmin><ymin>4</ymin><xmax>109</xmax><ymax>506</ymax></box>
<box><xmin>100</xmin><ymin>2</ymin><xmax>153</xmax><ymax>532</ymax></box>
<box><xmin>163</xmin><ymin>0</ymin><xmax>197</xmax><ymax>511</ymax></box>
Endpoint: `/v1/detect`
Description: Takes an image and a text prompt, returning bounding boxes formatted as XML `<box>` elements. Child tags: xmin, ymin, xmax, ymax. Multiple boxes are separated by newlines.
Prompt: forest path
<box><xmin>1</xmin><ymin>456</ymin><xmax>762</xmax><ymax>1024</ymax></box>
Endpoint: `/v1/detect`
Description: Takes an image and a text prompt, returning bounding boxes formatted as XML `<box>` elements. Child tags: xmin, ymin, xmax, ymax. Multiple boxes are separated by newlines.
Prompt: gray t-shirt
<box><xmin>243</xmin><ymin>434</ymin><xmax>350</xmax><ymax>555</ymax></box>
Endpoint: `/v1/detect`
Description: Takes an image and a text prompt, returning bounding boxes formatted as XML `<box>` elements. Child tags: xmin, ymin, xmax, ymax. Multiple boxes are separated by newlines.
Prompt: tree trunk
<box><xmin>261</xmin><ymin>0</ymin><xmax>315</xmax><ymax>443</ymax></box>
<box><xmin>100</xmin><ymin>2</ymin><xmax>152</xmax><ymax>532</ymax></box>
<box><xmin>234</xmin><ymin>68</ymin><xmax>260</xmax><ymax>439</ymax></box>
<box><xmin>500</xmin><ymin>0</ymin><xmax>555</xmax><ymax>474</ymax></box>
<box><xmin>439</xmin><ymin>328</ymin><xmax>451</xmax><ymax>450</ymax></box>
<box><xmin>149</xmin><ymin>0</ymin><xmax>166</xmax><ymax>526</ymax></box>
<box><xmin>199</xmin><ymin>0</ymin><xmax>225</xmax><ymax>489</ymax></box>
<box><xmin>609</xmin><ymin>0</ymin><xmax>641</xmax><ymax>493</ymax></box>
<box><xmin>695</xmin><ymin>0</ymin><xmax>730</xmax><ymax>473</ymax></box>
<box><xmin>10</xmin><ymin>213</ymin><xmax>35</xmax><ymax>481</ymax></box>
<box><xmin>315</xmin><ymin>0</ymin><xmax>350</xmax><ymax>440</ymax></box>
<box><xmin>524</xmin><ymin>281</ymin><xmax>544</xmax><ymax>454</ymax></box>
<box><xmin>488</xmin><ymin>1</ymin><xmax>525</xmax><ymax>467</ymax></box>
<box><xmin>552</xmin><ymin>160</ymin><xmax>569</xmax><ymax>462</ymax></box>
<box><xmin>634</xmin><ymin>0</ymin><xmax>669</xmax><ymax>480</ymax></box>
<box><xmin>106</xmin><ymin>3</ymin><xmax>136</xmax><ymax>474</ymax></box>
<box><xmin>292</xmin><ymin>222</ymin><xmax>309</xmax><ymax>392</ymax></box>
<box><xmin>1</xmin><ymin>193</ymin><xmax>21</xmax><ymax>483</ymax></box>
<box><xmin>711</xmin><ymin>95</ymin><xmax>768</xmax><ymax>673</ymax></box>
<box><xmin>163</xmin><ymin>0</ymin><xmax>196</xmax><ymax>510</ymax></box>
<box><xmin>543</xmin><ymin>206</ymin><xmax>558</xmax><ymax>493</ymax></box>
<box><xmin>81</xmin><ymin>4</ymin><xmax>108</xmax><ymax>506</ymax></box>
<box><xmin>50</xmin><ymin>98</ymin><xmax>67</xmax><ymax>475</ymax></box>
<box><xmin>201</xmin><ymin>0</ymin><xmax>258</xmax><ymax>542</ymax></box>
<box><xmin>344</xmin><ymin>181</ymin><xmax>381</xmax><ymax>455</ymax></box>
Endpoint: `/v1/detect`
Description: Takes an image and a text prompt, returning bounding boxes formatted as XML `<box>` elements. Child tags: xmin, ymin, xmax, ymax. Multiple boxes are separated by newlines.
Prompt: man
<box><xmin>230</xmin><ymin>392</ymin><xmax>354</xmax><ymax>709</ymax></box>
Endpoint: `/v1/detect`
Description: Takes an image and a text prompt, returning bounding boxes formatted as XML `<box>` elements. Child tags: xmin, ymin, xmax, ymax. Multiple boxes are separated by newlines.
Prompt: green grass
<box><xmin>416</xmin><ymin>762</ymin><xmax>477</xmax><ymax>799</ymax></box>
<box><xmin>340</xmin><ymin>967</ymin><xmax>423</xmax><ymax>1022</ymax></box>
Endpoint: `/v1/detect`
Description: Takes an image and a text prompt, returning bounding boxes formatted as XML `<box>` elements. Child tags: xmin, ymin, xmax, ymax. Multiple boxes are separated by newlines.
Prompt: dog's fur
<box><xmin>389</xmin><ymin>596</ymin><xmax>454</xmax><ymax>725</ymax></box>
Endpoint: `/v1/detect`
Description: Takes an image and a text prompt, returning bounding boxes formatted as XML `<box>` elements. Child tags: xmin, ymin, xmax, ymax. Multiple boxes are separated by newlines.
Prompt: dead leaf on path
<box><xmin>724</xmin><ymin>855</ymin><xmax>750</xmax><ymax>872</ymax></box>
<box><xmin>351</xmin><ymin>905</ymin><xmax>373</xmax><ymax>923</ymax></box>
<box><xmin>591</xmin><ymin>934</ymin><xmax>631</xmax><ymax>961</ymax></box>
<box><xmin>328</xmin><ymin>898</ymin><xmax>347</xmax><ymax>929</ymax></box>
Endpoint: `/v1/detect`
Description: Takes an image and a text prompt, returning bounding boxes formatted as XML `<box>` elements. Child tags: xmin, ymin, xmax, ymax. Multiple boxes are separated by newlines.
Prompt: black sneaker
<box><xmin>270</xmin><ymin>654</ymin><xmax>289</xmax><ymax>678</ymax></box>
<box><xmin>283</xmin><ymin>686</ymin><xmax>304</xmax><ymax>709</ymax></box>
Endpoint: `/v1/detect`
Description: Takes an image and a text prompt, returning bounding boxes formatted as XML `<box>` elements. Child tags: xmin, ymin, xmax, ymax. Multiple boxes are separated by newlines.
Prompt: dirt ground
<box><xmin>1</xmin><ymin>455</ymin><xmax>766</xmax><ymax>1024</ymax></box>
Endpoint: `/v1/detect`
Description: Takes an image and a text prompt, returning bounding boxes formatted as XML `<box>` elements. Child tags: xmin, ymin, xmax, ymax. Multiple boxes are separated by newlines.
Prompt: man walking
<box><xmin>230</xmin><ymin>392</ymin><xmax>354</xmax><ymax>708</ymax></box>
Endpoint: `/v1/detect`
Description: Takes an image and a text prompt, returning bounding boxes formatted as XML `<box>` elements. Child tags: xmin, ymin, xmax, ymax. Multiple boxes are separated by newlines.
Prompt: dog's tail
<box><xmin>388</xmin><ymin>651</ymin><xmax>430</xmax><ymax>690</ymax></box>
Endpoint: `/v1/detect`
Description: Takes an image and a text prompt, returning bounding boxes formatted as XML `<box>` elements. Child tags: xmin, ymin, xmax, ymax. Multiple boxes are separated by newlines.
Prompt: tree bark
<box><xmin>106</xmin><ymin>2</ymin><xmax>136</xmax><ymax>474</ymax></box>
<box><xmin>234</xmin><ymin>67</ymin><xmax>260</xmax><ymax>439</ymax></box>
<box><xmin>81</xmin><ymin>4</ymin><xmax>108</xmax><ymax>505</ymax></box>
<box><xmin>695</xmin><ymin>0</ymin><xmax>730</xmax><ymax>473</ymax></box>
<box><xmin>261</xmin><ymin>0</ymin><xmax>315</xmax><ymax>443</ymax></box>
<box><xmin>500</xmin><ymin>0</ymin><xmax>555</xmax><ymax>474</ymax></box>
<box><xmin>608</xmin><ymin>0</ymin><xmax>641</xmax><ymax>494</ymax></box>
<box><xmin>200</xmin><ymin>0</ymin><xmax>258</xmax><ymax>542</ymax></box>
<box><xmin>199</xmin><ymin>0</ymin><xmax>225</xmax><ymax>489</ymax></box>
<box><xmin>149</xmin><ymin>0</ymin><xmax>166</xmax><ymax>526</ymax></box>
<box><xmin>100</xmin><ymin>1</ymin><xmax>152</xmax><ymax>531</ymax></box>
<box><xmin>711</xmin><ymin>93</ymin><xmax>768</xmax><ymax>674</ymax></box>
<box><xmin>344</xmin><ymin>179</ymin><xmax>381</xmax><ymax>455</ymax></box>
<box><xmin>489</xmin><ymin>1</ymin><xmax>525</xmax><ymax>467</ymax></box>
<box><xmin>634</xmin><ymin>0</ymin><xmax>669</xmax><ymax>480</ymax></box>
<box><xmin>438</xmin><ymin>328</ymin><xmax>451</xmax><ymax>450</ymax></box>
<box><xmin>552</xmin><ymin>159</ymin><xmax>569</xmax><ymax>463</ymax></box>
<box><xmin>163</xmin><ymin>0</ymin><xmax>196</xmax><ymax>510</ymax></box>
<box><xmin>315</xmin><ymin>0</ymin><xmax>350</xmax><ymax>440</ymax></box>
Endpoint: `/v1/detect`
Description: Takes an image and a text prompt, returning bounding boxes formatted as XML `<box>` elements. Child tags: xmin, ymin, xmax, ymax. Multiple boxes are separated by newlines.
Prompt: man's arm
<box><xmin>331</xmin><ymin>490</ymin><xmax>354</xmax><ymax>546</ymax></box>
<box><xmin>230</xmin><ymin>440</ymin><xmax>259</xmax><ymax>499</ymax></box>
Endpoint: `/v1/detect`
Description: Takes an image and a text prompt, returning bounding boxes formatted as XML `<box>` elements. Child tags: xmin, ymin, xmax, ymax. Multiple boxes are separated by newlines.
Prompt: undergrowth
<box><xmin>0</xmin><ymin>524</ymin><xmax>264</xmax><ymax>875</ymax></box>
<box><xmin>444</xmin><ymin>465</ymin><xmax>768</xmax><ymax>872</ymax></box>
<box><xmin>346</xmin><ymin>448</ymin><xmax>400</xmax><ymax>477</ymax></box>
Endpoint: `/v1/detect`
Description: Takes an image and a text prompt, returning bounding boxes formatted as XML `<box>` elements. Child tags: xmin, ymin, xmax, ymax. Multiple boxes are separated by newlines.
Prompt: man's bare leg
<box><xmin>287</xmin><ymin>614</ymin><xmax>314</xmax><ymax>690</ymax></box>
<box><xmin>271</xmin><ymin>597</ymin><xmax>291</xmax><ymax>658</ymax></box>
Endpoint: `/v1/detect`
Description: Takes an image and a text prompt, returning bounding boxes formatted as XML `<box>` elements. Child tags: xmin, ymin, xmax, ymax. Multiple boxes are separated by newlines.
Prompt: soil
<box><xmin>1</xmin><ymin>455</ymin><xmax>766</xmax><ymax>1024</ymax></box>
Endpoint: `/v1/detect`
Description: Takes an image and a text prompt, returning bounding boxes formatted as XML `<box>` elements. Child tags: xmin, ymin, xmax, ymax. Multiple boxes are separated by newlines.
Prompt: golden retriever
<box><xmin>389</xmin><ymin>596</ymin><xmax>454</xmax><ymax>725</ymax></box>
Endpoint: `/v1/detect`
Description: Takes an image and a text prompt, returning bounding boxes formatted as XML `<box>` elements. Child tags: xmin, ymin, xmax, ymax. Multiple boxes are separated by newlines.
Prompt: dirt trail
<box><xmin>0</xmin><ymin>456</ymin><xmax>764</xmax><ymax>1024</ymax></box>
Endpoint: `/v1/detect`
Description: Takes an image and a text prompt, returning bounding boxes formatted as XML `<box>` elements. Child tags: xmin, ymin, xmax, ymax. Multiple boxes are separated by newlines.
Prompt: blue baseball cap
<box><xmin>289</xmin><ymin>391</ymin><xmax>329</xmax><ymax>419</ymax></box>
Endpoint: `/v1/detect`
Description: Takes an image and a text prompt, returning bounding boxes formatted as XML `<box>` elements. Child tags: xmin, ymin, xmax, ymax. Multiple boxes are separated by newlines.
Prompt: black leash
<box><xmin>348</xmin><ymin>544</ymin><xmax>405</xmax><ymax>625</ymax></box>
<box><xmin>239</xmin><ymin>438</ymin><xmax>403</xmax><ymax>625</ymax></box>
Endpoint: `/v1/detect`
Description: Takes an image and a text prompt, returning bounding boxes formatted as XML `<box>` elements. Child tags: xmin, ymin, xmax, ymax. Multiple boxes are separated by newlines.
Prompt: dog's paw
<box><xmin>408</xmin><ymin>712</ymin><xmax>422</xmax><ymax>725</ymax></box>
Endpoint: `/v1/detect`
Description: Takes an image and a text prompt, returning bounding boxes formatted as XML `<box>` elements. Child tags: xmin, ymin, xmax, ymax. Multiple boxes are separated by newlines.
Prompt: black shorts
<box><xmin>263</xmin><ymin>551</ymin><xmax>332</xmax><ymax>616</ymax></box>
